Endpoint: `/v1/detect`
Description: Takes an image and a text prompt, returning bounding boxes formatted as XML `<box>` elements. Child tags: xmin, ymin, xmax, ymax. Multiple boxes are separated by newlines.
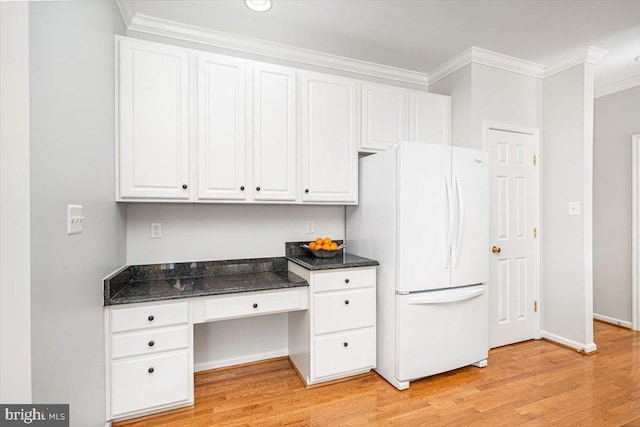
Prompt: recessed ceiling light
<box><xmin>245</xmin><ymin>0</ymin><xmax>272</xmax><ymax>12</ymax></box>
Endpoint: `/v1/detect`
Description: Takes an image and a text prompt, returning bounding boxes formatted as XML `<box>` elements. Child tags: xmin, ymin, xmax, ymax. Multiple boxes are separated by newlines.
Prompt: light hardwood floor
<box><xmin>116</xmin><ymin>321</ymin><xmax>640</xmax><ymax>426</ymax></box>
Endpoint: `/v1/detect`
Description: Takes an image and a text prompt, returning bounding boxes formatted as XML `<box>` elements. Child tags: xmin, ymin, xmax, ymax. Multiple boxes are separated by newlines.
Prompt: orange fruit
<box><xmin>321</xmin><ymin>243</ymin><xmax>332</xmax><ymax>250</ymax></box>
<box><xmin>323</xmin><ymin>237</ymin><xmax>332</xmax><ymax>245</ymax></box>
<box><xmin>309</xmin><ymin>242</ymin><xmax>316</xmax><ymax>249</ymax></box>
<box><xmin>330</xmin><ymin>242</ymin><xmax>338</xmax><ymax>250</ymax></box>
<box><xmin>315</xmin><ymin>237</ymin><xmax>324</xmax><ymax>245</ymax></box>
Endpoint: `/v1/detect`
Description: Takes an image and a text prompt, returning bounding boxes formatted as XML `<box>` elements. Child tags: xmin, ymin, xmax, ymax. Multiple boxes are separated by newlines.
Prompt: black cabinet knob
<box><xmin>182</xmin><ymin>184</ymin><xmax>188</xmax><ymax>190</ymax></box>
<box><xmin>148</xmin><ymin>367</ymin><xmax>154</xmax><ymax>374</ymax></box>
<box><xmin>343</xmin><ymin>342</ymin><xmax>348</xmax><ymax>347</ymax></box>
<box><xmin>256</xmin><ymin>186</ymin><xmax>261</xmax><ymax>191</ymax></box>
<box><xmin>344</xmin><ymin>300</ymin><xmax>349</xmax><ymax>305</ymax></box>
<box><xmin>253</xmin><ymin>303</ymin><xmax>258</xmax><ymax>309</ymax></box>
<box><xmin>240</xmin><ymin>186</ymin><xmax>245</xmax><ymax>191</ymax></box>
<box><xmin>148</xmin><ymin>341</ymin><xmax>155</xmax><ymax>347</ymax></box>
<box><xmin>304</xmin><ymin>189</ymin><xmax>309</xmax><ymax>193</ymax></box>
<box><xmin>344</xmin><ymin>279</ymin><xmax>350</xmax><ymax>284</ymax></box>
<box><xmin>148</xmin><ymin>315</ymin><xmax>154</xmax><ymax>321</ymax></box>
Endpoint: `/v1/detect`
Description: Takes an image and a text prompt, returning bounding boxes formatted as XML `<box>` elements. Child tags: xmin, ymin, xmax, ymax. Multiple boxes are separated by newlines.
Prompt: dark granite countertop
<box><xmin>104</xmin><ymin>257</ymin><xmax>307</xmax><ymax>306</ymax></box>
<box><xmin>285</xmin><ymin>241</ymin><xmax>379</xmax><ymax>271</ymax></box>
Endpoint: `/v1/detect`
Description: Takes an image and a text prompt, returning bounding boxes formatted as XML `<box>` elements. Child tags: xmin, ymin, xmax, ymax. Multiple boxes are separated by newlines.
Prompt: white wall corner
<box><xmin>427</xmin><ymin>47</ymin><xmax>473</xmax><ymax>86</ymax></box>
<box><xmin>543</xmin><ymin>46</ymin><xmax>608</xmax><ymax>79</ymax></box>
<box><xmin>595</xmin><ymin>74</ymin><xmax>640</xmax><ymax>98</ymax></box>
<box><xmin>126</xmin><ymin>14</ymin><xmax>429</xmax><ymax>87</ymax></box>
<box><xmin>114</xmin><ymin>0</ymin><xmax>134</xmax><ymax>27</ymax></box>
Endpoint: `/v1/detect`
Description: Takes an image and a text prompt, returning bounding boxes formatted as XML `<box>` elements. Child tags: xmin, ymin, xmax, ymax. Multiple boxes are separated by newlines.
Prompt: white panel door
<box><xmin>397</xmin><ymin>142</ymin><xmax>451</xmax><ymax>292</ymax></box>
<box><xmin>252</xmin><ymin>63</ymin><xmax>297</xmax><ymax>201</ymax></box>
<box><xmin>301</xmin><ymin>72</ymin><xmax>358</xmax><ymax>203</ymax></box>
<box><xmin>118</xmin><ymin>38</ymin><xmax>191</xmax><ymax>200</ymax></box>
<box><xmin>361</xmin><ymin>83</ymin><xmax>407</xmax><ymax>151</ymax></box>
<box><xmin>196</xmin><ymin>53</ymin><xmax>247</xmax><ymax>201</ymax></box>
<box><xmin>488</xmin><ymin>129</ymin><xmax>537</xmax><ymax>348</ymax></box>
<box><xmin>451</xmin><ymin>147</ymin><xmax>490</xmax><ymax>287</ymax></box>
<box><xmin>409</xmin><ymin>91</ymin><xmax>450</xmax><ymax>145</ymax></box>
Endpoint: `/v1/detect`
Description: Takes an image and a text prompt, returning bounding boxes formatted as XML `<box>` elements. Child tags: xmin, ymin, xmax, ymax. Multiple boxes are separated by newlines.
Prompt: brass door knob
<box><xmin>492</xmin><ymin>246</ymin><xmax>501</xmax><ymax>254</ymax></box>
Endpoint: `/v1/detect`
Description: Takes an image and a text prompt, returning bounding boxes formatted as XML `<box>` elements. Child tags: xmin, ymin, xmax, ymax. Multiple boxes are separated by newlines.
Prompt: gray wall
<box><xmin>29</xmin><ymin>2</ymin><xmax>125</xmax><ymax>426</ymax></box>
<box><xmin>428</xmin><ymin>64</ymin><xmax>472</xmax><ymax>148</ymax></box>
<box><xmin>593</xmin><ymin>85</ymin><xmax>640</xmax><ymax>324</ymax></box>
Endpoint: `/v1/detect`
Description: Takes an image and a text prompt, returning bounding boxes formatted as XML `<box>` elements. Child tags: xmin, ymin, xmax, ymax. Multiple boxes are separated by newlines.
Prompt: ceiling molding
<box><xmin>427</xmin><ymin>47</ymin><xmax>545</xmax><ymax>86</ymax></box>
<box><xmin>126</xmin><ymin>14</ymin><xmax>429</xmax><ymax>87</ymax></box>
<box><xmin>595</xmin><ymin>74</ymin><xmax>640</xmax><ymax>98</ymax></box>
<box><xmin>114</xmin><ymin>0</ymin><xmax>135</xmax><ymax>28</ymax></box>
<box><xmin>543</xmin><ymin>46</ymin><xmax>608</xmax><ymax>79</ymax></box>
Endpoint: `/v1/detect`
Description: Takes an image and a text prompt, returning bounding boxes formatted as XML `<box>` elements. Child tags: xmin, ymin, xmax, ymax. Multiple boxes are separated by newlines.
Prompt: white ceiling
<box><xmin>130</xmin><ymin>0</ymin><xmax>640</xmax><ymax>89</ymax></box>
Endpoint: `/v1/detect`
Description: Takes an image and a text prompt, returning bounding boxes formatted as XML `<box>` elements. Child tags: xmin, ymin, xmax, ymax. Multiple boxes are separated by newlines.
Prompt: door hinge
<box><xmin>533</xmin><ymin>154</ymin><xmax>537</xmax><ymax>166</ymax></box>
<box><xmin>533</xmin><ymin>227</ymin><xmax>537</xmax><ymax>238</ymax></box>
<box><xmin>534</xmin><ymin>301</ymin><xmax>538</xmax><ymax>312</ymax></box>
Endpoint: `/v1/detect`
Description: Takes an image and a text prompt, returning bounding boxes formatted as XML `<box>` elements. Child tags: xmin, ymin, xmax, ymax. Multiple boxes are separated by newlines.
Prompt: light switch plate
<box><xmin>306</xmin><ymin>221</ymin><xmax>314</xmax><ymax>234</ymax></box>
<box><xmin>569</xmin><ymin>201</ymin><xmax>581</xmax><ymax>216</ymax></box>
<box><xmin>67</xmin><ymin>204</ymin><xmax>84</xmax><ymax>235</ymax></box>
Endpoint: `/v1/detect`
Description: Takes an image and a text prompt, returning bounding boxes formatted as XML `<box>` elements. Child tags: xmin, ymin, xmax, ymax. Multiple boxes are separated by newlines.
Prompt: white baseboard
<box><xmin>540</xmin><ymin>330</ymin><xmax>598</xmax><ymax>353</ymax></box>
<box><xmin>194</xmin><ymin>349</ymin><xmax>288</xmax><ymax>372</ymax></box>
<box><xmin>593</xmin><ymin>313</ymin><xmax>632</xmax><ymax>329</ymax></box>
<box><xmin>104</xmin><ymin>422</ymin><xmax>113</xmax><ymax>427</ymax></box>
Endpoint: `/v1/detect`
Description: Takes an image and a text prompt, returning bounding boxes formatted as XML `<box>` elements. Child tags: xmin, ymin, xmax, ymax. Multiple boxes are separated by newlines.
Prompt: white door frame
<box><xmin>483</xmin><ymin>121</ymin><xmax>541</xmax><ymax>339</ymax></box>
<box><xmin>632</xmin><ymin>134</ymin><xmax>640</xmax><ymax>331</ymax></box>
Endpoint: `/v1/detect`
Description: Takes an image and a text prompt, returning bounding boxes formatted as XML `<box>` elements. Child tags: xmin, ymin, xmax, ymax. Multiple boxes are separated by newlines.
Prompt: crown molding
<box><xmin>114</xmin><ymin>0</ymin><xmax>134</xmax><ymax>27</ymax></box>
<box><xmin>543</xmin><ymin>46</ymin><xmax>608</xmax><ymax>78</ymax></box>
<box><xmin>427</xmin><ymin>46</ymin><xmax>545</xmax><ymax>86</ymax></box>
<box><xmin>595</xmin><ymin>74</ymin><xmax>640</xmax><ymax>98</ymax></box>
<box><xmin>126</xmin><ymin>14</ymin><xmax>429</xmax><ymax>87</ymax></box>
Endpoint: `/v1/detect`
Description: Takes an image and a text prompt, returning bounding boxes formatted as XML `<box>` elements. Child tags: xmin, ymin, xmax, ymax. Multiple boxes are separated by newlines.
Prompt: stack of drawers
<box><xmin>288</xmin><ymin>264</ymin><xmax>376</xmax><ymax>385</ymax></box>
<box><xmin>106</xmin><ymin>301</ymin><xmax>193</xmax><ymax>420</ymax></box>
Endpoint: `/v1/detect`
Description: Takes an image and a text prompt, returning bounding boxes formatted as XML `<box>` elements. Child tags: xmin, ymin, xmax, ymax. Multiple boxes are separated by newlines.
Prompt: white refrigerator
<box><xmin>346</xmin><ymin>141</ymin><xmax>489</xmax><ymax>390</ymax></box>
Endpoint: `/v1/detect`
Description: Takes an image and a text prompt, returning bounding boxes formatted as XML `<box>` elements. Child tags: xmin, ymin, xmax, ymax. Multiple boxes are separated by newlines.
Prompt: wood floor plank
<box><xmin>116</xmin><ymin>322</ymin><xmax>640</xmax><ymax>426</ymax></box>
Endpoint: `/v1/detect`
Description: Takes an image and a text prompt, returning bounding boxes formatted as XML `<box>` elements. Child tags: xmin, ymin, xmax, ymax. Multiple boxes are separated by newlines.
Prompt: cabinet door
<box><xmin>301</xmin><ymin>72</ymin><xmax>358</xmax><ymax>203</ymax></box>
<box><xmin>196</xmin><ymin>53</ymin><xmax>247</xmax><ymax>201</ymax></box>
<box><xmin>409</xmin><ymin>91</ymin><xmax>450</xmax><ymax>145</ymax></box>
<box><xmin>118</xmin><ymin>38</ymin><xmax>191</xmax><ymax>200</ymax></box>
<box><xmin>252</xmin><ymin>63</ymin><xmax>297</xmax><ymax>201</ymax></box>
<box><xmin>361</xmin><ymin>83</ymin><xmax>407</xmax><ymax>151</ymax></box>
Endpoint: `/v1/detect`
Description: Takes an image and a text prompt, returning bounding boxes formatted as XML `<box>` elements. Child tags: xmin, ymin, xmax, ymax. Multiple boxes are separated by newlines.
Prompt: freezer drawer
<box><xmin>395</xmin><ymin>285</ymin><xmax>488</xmax><ymax>382</ymax></box>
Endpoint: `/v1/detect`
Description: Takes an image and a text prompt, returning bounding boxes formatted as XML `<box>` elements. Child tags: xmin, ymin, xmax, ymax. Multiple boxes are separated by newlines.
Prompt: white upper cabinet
<box><xmin>409</xmin><ymin>91</ymin><xmax>450</xmax><ymax>145</ymax></box>
<box><xmin>252</xmin><ymin>63</ymin><xmax>297</xmax><ymax>202</ymax></box>
<box><xmin>361</xmin><ymin>83</ymin><xmax>407</xmax><ymax>151</ymax></box>
<box><xmin>301</xmin><ymin>72</ymin><xmax>358</xmax><ymax>204</ymax></box>
<box><xmin>196</xmin><ymin>53</ymin><xmax>247</xmax><ymax>201</ymax></box>
<box><xmin>117</xmin><ymin>37</ymin><xmax>191</xmax><ymax>201</ymax></box>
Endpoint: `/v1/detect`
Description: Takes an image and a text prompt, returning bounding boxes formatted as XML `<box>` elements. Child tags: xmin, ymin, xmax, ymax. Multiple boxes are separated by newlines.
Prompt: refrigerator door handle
<box><xmin>407</xmin><ymin>288</ymin><xmax>485</xmax><ymax>305</ymax></box>
<box><xmin>444</xmin><ymin>169</ymin><xmax>454</xmax><ymax>269</ymax></box>
<box><xmin>452</xmin><ymin>169</ymin><xmax>464</xmax><ymax>268</ymax></box>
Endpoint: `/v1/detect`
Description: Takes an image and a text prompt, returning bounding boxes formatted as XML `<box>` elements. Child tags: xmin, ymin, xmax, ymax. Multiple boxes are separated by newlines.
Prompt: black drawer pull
<box><xmin>343</xmin><ymin>342</ymin><xmax>348</xmax><ymax>347</ymax></box>
<box><xmin>304</xmin><ymin>189</ymin><xmax>309</xmax><ymax>193</ymax></box>
<box><xmin>148</xmin><ymin>367</ymin><xmax>154</xmax><ymax>374</ymax></box>
<box><xmin>148</xmin><ymin>341</ymin><xmax>155</xmax><ymax>347</ymax></box>
<box><xmin>182</xmin><ymin>184</ymin><xmax>188</xmax><ymax>190</ymax></box>
<box><xmin>344</xmin><ymin>279</ymin><xmax>350</xmax><ymax>284</ymax></box>
<box><xmin>344</xmin><ymin>300</ymin><xmax>350</xmax><ymax>305</ymax></box>
<box><xmin>253</xmin><ymin>303</ymin><xmax>258</xmax><ymax>309</ymax></box>
<box><xmin>148</xmin><ymin>315</ymin><xmax>154</xmax><ymax>322</ymax></box>
<box><xmin>240</xmin><ymin>186</ymin><xmax>245</xmax><ymax>191</ymax></box>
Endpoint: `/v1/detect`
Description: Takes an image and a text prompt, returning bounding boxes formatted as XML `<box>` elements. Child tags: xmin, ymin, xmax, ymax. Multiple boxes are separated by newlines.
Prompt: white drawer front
<box><xmin>314</xmin><ymin>329</ymin><xmax>375</xmax><ymax>379</ymax></box>
<box><xmin>110</xmin><ymin>350</ymin><xmax>190</xmax><ymax>417</ymax></box>
<box><xmin>204</xmin><ymin>289</ymin><xmax>304</xmax><ymax>321</ymax></box>
<box><xmin>111</xmin><ymin>301</ymin><xmax>189</xmax><ymax>333</ymax></box>
<box><xmin>313</xmin><ymin>268</ymin><xmax>375</xmax><ymax>293</ymax></box>
<box><xmin>314</xmin><ymin>288</ymin><xmax>375</xmax><ymax>335</ymax></box>
<box><xmin>111</xmin><ymin>325</ymin><xmax>190</xmax><ymax>360</ymax></box>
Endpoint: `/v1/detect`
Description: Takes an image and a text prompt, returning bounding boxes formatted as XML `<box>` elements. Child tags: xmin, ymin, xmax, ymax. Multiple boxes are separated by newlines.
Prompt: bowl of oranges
<box><xmin>302</xmin><ymin>237</ymin><xmax>345</xmax><ymax>258</ymax></box>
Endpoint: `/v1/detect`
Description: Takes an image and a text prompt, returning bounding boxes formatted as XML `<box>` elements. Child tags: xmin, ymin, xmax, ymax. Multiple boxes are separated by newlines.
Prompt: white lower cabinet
<box><xmin>288</xmin><ymin>263</ymin><xmax>376</xmax><ymax>385</ymax></box>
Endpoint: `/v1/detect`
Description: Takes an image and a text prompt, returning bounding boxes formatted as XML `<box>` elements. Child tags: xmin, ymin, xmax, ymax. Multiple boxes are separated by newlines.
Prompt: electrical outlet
<box><xmin>150</xmin><ymin>222</ymin><xmax>162</xmax><ymax>239</ymax></box>
<box><xmin>306</xmin><ymin>221</ymin><xmax>314</xmax><ymax>234</ymax></box>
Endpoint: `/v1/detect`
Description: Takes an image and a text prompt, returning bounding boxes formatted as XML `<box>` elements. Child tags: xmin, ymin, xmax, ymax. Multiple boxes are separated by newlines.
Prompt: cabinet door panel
<box><xmin>118</xmin><ymin>38</ymin><xmax>190</xmax><ymax>200</ymax></box>
<box><xmin>409</xmin><ymin>91</ymin><xmax>450</xmax><ymax>145</ymax></box>
<box><xmin>253</xmin><ymin>64</ymin><xmax>297</xmax><ymax>201</ymax></box>
<box><xmin>196</xmin><ymin>53</ymin><xmax>247</xmax><ymax>201</ymax></box>
<box><xmin>301</xmin><ymin>72</ymin><xmax>358</xmax><ymax>203</ymax></box>
<box><xmin>361</xmin><ymin>83</ymin><xmax>406</xmax><ymax>151</ymax></box>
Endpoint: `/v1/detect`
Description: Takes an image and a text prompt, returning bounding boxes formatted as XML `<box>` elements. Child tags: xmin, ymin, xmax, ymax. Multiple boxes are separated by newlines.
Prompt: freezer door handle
<box><xmin>452</xmin><ymin>169</ymin><xmax>465</xmax><ymax>268</ymax></box>
<box><xmin>444</xmin><ymin>169</ymin><xmax>454</xmax><ymax>269</ymax></box>
<box><xmin>406</xmin><ymin>288</ymin><xmax>485</xmax><ymax>305</ymax></box>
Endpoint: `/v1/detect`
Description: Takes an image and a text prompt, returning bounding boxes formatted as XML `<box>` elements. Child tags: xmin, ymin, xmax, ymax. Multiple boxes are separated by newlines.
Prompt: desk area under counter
<box><xmin>103</xmin><ymin>246</ymin><xmax>378</xmax><ymax>423</ymax></box>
